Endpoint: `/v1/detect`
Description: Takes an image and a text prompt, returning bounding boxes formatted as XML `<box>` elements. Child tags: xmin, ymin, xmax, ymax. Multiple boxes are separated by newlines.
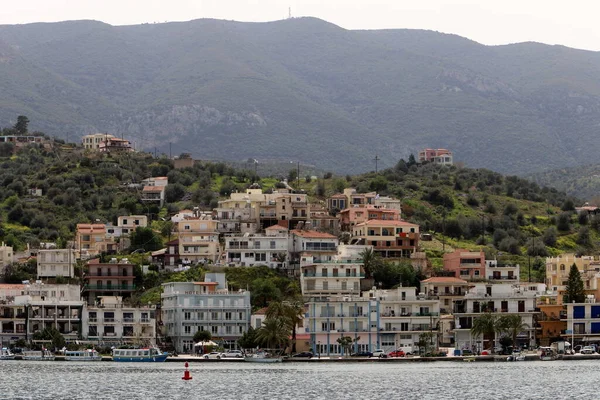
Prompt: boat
<box><xmin>507</xmin><ymin>351</ymin><xmax>526</xmax><ymax>361</ymax></box>
<box><xmin>65</xmin><ymin>349</ymin><xmax>102</xmax><ymax>361</ymax></box>
<box><xmin>244</xmin><ymin>350</ymin><xmax>283</xmax><ymax>363</ymax></box>
<box><xmin>112</xmin><ymin>347</ymin><xmax>168</xmax><ymax>362</ymax></box>
<box><xmin>0</xmin><ymin>348</ymin><xmax>15</xmax><ymax>360</ymax></box>
<box><xmin>22</xmin><ymin>349</ymin><xmax>55</xmax><ymax>361</ymax></box>
<box><xmin>539</xmin><ymin>347</ymin><xmax>557</xmax><ymax>361</ymax></box>
<box><xmin>463</xmin><ymin>356</ymin><xmax>476</xmax><ymax>362</ymax></box>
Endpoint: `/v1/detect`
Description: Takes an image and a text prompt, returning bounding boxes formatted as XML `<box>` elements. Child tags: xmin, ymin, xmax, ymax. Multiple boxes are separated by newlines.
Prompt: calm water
<box><xmin>0</xmin><ymin>360</ymin><xmax>597</xmax><ymax>399</ymax></box>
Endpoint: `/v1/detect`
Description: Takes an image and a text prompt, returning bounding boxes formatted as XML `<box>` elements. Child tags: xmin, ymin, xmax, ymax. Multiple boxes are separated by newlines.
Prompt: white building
<box><xmin>37</xmin><ymin>249</ymin><xmax>78</xmax><ymax>278</ymax></box>
<box><xmin>485</xmin><ymin>259</ymin><xmax>520</xmax><ymax>283</ymax></box>
<box><xmin>0</xmin><ymin>242</ymin><xmax>14</xmax><ymax>267</ymax></box>
<box><xmin>453</xmin><ymin>283</ymin><xmax>538</xmax><ymax>352</ymax></box>
<box><xmin>306</xmin><ymin>287</ymin><xmax>440</xmax><ymax>356</ymax></box>
<box><xmin>0</xmin><ymin>284</ymin><xmax>26</xmax><ymax>346</ymax></box>
<box><xmin>224</xmin><ymin>225</ymin><xmax>289</xmax><ymax>268</ymax></box>
<box><xmin>82</xmin><ymin>296</ymin><xmax>156</xmax><ymax>345</ymax></box>
<box><xmin>161</xmin><ymin>273</ymin><xmax>251</xmax><ymax>352</ymax></box>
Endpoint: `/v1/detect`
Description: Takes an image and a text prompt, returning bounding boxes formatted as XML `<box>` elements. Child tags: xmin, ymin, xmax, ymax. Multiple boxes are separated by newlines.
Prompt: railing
<box><xmin>302</xmin><ymin>273</ymin><xmax>365</xmax><ymax>278</ymax></box>
<box><xmin>103</xmin><ymin>318</ymin><xmax>115</xmax><ymax>323</ymax></box>
<box><xmin>83</xmin><ymin>284</ymin><xmax>136</xmax><ymax>290</ymax></box>
<box><xmin>122</xmin><ymin>318</ymin><xmax>134</xmax><ymax>323</ymax></box>
<box><xmin>488</xmin><ymin>276</ymin><xmax>517</xmax><ymax>280</ymax></box>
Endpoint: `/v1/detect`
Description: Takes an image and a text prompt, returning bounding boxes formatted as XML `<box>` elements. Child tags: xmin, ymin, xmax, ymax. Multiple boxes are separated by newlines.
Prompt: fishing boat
<box><xmin>0</xmin><ymin>348</ymin><xmax>15</xmax><ymax>360</ymax></box>
<box><xmin>65</xmin><ymin>349</ymin><xmax>102</xmax><ymax>361</ymax></box>
<box><xmin>244</xmin><ymin>350</ymin><xmax>283</xmax><ymax>363</ymax></box>
<box><xmin>112</xmin><ymin>347</ymin><xmax>168</xmax><ymax>362</ymax></box>
<box><xmin>506</xmin><ymin>350</ymin><xmax>526</xmax><ymax>361</ymax></box>
<box><xmin>22</xmin><ymin>349</ymin><xmax>55</xmax><ymax>361</ymax></box>
<box><xmin>539</xmin><ymin>347</ymin><xmax>557</xmax><ymax>361</ymax></box>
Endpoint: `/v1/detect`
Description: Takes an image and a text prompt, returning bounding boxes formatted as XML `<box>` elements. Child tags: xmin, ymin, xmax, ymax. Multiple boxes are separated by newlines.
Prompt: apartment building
<box><xmin>418</xmin><ymin>148</ymin><xmax>453</xmax><ymax>165</ymax></box>
<box><xmin>177</xmin><ymin>216</ymin><xmax>220</xmax><ymax>264</ymax></box>
<box><xmin>224</xmin><ymin>225</ymin><xmax>289</xmax><ymax>269</ymax></box>
<box><xmin>82</xmin><ymin>296</ymin><xmax>156</xmax><ymax>345</ymax></box>
<box><xmin>351</xmin><ymin>220</ymin><xmax>419</xmax><ymax>258</ymax></box>
<box><xmin>161</xmin><ymin>273</ymin><xmax>251</xmax><ymax>352</ymax></box>
<box><xmin>75</xmin><ymin>224</ymin><xmax>118</xmax><ymax>258</ymax></box>
<box><xmin>546</xmin><ymin>254</ymin><xmax>600</xmax><ymax>303</ymax></box>
<box><xmin>0</xmin><ymin>284</ymin><xmax>26</xmax><ymax>346</ymax></box>
<box><xmin>453</xmin><ymin>283</ymin><xmax>538</xmax><ymax>352</ymax></box>
<box><xmin>300</xmin><ymin>249</ymin><xmax>366</xmax><ymax>297</ymax></box>
<box><xmin>339</xmin><ymin>205</ymin><xmax>401</xmax><ymax>232</ymax></box>
<box><xmin>485</xmin><ymin>259</ymin><xmax>520</xmax><ymax>283</ymax></box>
<box><xmin>443</xmin><ymin>249</ymin><xmax>486</xmax><ymax>280</ymax></box>
<box><xmin>0</xmin><ymin>242</ymin><xmax>14</xmax><ymax>267</ymax></box>
<box><xmin>82</xmin><ymin>133</ymin><xmax>115</xmax><ymax>150</ymax></box>
<box><xmin>82</xmin><ymin>258</ymin><xmax>136</xmax><ymax>304</ymax></box>
<box><xmin>37</xmin><ymin>249</ymin><xmax>78</xmax><ymax>278</ymax></box>
<box><xmin>563</xmin><ymin>297</ymin><xmax>600</xmax><ymax>345</ymax></box>
<box><xmin>420</xmin><ymin>277</ymin><xmax>469</xmax><ymax>315</ymax></box>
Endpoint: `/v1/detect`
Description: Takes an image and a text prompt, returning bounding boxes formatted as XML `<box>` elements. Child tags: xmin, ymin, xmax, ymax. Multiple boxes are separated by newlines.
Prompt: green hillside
<box><xmin>1</xmin><ymin>18</ymin><xmax>600</xmax><ymax>174</ymax></box>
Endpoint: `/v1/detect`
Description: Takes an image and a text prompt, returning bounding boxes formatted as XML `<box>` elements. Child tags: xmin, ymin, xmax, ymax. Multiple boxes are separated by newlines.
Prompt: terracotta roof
<box><xmin>356</xmin><ymin>220</ymin><xmax>419</xmax><ymax>227</ymax></box>
<box><xmin>0</xmin><ymin>284</ymin><xmax>25</xmax><ymax>290</ymax></box>
<box><xmin>253</xmin><ymin>307</ymin><xmax>268</xmax><ymax>315</ymax></box>
<box><xmin>265</xmin><ymin>224</ymin><xmax>288</xmax><ymax>231</ymax></box>
<box><xmin>291</xmin><ymin>230</ymin><xmax>337</xmax><ymax>239</ymax></box>
<box><xmin>193</xmin><ymin>282</ymin><xmax>219</xmax><ymax>286</ymax></box>
<box><xmin>77</xmin><ymin>224</ymin><xmax>105</xmax><ymax>230</ymax></box>
<box><xmin>421</xmin><ymin>277</ymin><xmax>469</xmax><ymax>284</ymax></box>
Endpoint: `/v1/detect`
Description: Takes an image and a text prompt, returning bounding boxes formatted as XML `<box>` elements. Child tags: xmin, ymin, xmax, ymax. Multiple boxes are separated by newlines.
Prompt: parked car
<box><xmin>291</xmin><ymin>352</ymin><xmax>314</xmax><ymax>358</ymax></box>
<box><xmin>371</xmin><ymin>349</ymin><xmax>387</xmax><ymax>358</ymax></box>
<box><xmin>221</xmin><ymin>350</ymin><xmax>244</xmax><ymax>358</ymax></box>
<box><xmin>203</xmin><ymin>351</ymin><xmax>223</xmax><ymax>359</ymax></box>
<box><xmin>580</xmin><ymin>346</ymin><xmax>596</xmax><ymax>354</ymax></box>
<box><xmin>388</xmin><ymin>350</ymin><xmax>405</xmax><ymax>358</ymax></box>
<box><xmin>350</xmin><ymin>351</ymin><xmax>373</xmax><ymax>357</ymax></box>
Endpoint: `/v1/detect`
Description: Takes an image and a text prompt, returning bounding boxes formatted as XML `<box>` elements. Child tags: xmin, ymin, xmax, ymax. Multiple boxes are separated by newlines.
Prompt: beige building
<box><xmin>546</xmin><ymin>254</ymin><xmax>600</xmax><ymax>304</ymax></box>
<box><xmin>37</xmin><ymin>249</ymin><xmax>78</xmax><ymax>278</ymax></box>
<box><xmin>76</xmin><ymin>224</ymin><xmax>117</xmax><ymax>258</ymax></box>
<box><xmin>0</xmin><ymin>242</ymin><xmax>14</xmax><ymax>267</ymax></box>
<box><xmin>178</xmin><ymin>216</ymin><xmax>220</xmax><ymax>263</ymax></box>
<box><xmin>82</xmin><ymin>133</ymin><xmax>116</xmax><ymax>150</ymax></box>
<box><xmin>351</xmin><ymin>220</ymin><xmax>419</xmax><ymax>258</ymax></box>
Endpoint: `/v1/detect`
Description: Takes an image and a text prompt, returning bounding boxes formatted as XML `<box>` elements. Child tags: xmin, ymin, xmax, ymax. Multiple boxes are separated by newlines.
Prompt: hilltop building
<box><xmin>418</xmin><ymin>148</ymin><xmax>453</xmax><ymax>165</ymax></box>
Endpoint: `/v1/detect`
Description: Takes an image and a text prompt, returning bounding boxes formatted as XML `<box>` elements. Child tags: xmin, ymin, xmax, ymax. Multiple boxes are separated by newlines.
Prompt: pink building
<box><xmin>418</xmin><ymin>148</ymin><xmax>453</xmax><ymax>165</ymax></box>
<box><xmin>339</xmin><ymin>205</ymin><xmax>400</xmax><ymax>232</ymax></box>
<box><xmin>443</xmin><ymin>249</ymin><xmax>485</xmax><ymax>280</ymax></box>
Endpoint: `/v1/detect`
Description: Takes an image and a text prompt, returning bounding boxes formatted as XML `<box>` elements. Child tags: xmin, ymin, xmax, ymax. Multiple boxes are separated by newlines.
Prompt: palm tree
<box><xmin>497</xmin><ymin>315</ymin><xmax>530</xmax><ymax>348</ymax></box>
<box><xmin>470</xmin><ymin>313</ymin><xmax>498</xmax><ymax>352</ymax></box>
<box><xmin>255</xmin><ymin>317</ymin><xmax>290</xmax><ymax>351</ymax></box>
<box><xmin>266</xmin><ymin>300</ymin><xmax>304</xmax><ymax>353</ymax></box>
<box><xmin>360</xmin><ymin>247</ymin><xmax>381</xmax><ymax>279</ymax></box>
<box><xmin>336</xmin><ymin>336</ymin><xmax>353</xmax><ymax>357</ymax></box>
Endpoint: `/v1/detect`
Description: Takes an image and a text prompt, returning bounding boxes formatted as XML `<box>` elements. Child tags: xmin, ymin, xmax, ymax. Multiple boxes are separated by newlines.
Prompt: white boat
<box><xmin>0</xmin><ymin>348</ymin><xmax>15</xmax><ymax>360</ymax></box>
<box><xmin>244</xmin><ymin>350</ymin><xmax>283</xmax><ymax>363</ymax></box>
<box><xmin>507</xmin><ymin>351</ymin><xmax>525</xmax><ymax>361</ymax></box>
<box><xmin>539</xmin><ymin>347</ymin><xmax>557</xmax><ymax>361</ymax></box>
<box><xmin>22</xmin><ymin>350</ymin><xmax>55</xmax><ymax>361</ymax></box>
<box><xmin>112</xmin><ymin>347</ymin><xmax>168</xmax><ymax>362</ymax></box>
<box><xmin>65</xmin><ymin>349</ymin><xmax>102</xmax><ymax>361</ymax></box>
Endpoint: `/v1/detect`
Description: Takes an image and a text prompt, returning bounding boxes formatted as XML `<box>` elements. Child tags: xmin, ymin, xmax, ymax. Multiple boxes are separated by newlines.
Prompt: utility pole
<box><xmin>374</xmin><ymin>155</ymin><xmax>380</xmax><ymax>173</ymax></box>
<box><xmin>481</xmin><ymin>214</ymin><xmax>485</xmax><ymax>245</ymax></box>
<box><xmin>297</xmin><ymin>161</ymin><xmax>300</xmax><ymax>190</ymax></box>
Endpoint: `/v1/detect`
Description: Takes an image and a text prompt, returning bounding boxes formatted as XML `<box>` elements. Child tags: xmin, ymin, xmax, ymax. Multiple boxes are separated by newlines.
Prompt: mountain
<box><xmin>1</xmin><ymin>18</ymin><xmax>600</xmax><ymax>174</ymax></box>
<box><xmin>527</xmin><ymin>163</ymin><xmax>600</xmax><ymax>201</ymax></box>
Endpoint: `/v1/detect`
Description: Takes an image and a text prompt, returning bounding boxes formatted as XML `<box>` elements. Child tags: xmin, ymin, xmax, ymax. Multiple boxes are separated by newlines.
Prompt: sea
<box><xmin>0</xmin><ymin>360</ymin><xmax>595</xmax><ymax>400</ymax></box>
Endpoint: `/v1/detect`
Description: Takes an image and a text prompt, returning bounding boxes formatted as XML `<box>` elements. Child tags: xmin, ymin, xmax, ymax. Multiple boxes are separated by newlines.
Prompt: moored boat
<box><xmin>112</xmin><ymin>347</ymin><xmax>168</xmax><ymax>362</ymax></box>
<box><xmin>65</xmin><ymin>349</ymin><xmax>102</xmax><ymax>361</ymax></box>
<box><xmin>0</xmin><ymin>347</ymin><xmax>15</xmax><ymax>360</ymax></box>
<box><xmin>22</xmin><ymin>349</ymin><xmax>55</xmax><ymax>361</ymax></box>
<box><xmin>244</xmin><ymin>350</ymin><xmax>283</xmax><ymax>363</ymax></box>
<box><xmin>539</xmin><ymin>347</ymin><xmax>557</xmax><ymax>361</ymax></box>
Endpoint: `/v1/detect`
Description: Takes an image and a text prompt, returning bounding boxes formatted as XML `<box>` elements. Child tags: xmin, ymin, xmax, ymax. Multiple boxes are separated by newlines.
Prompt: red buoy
<box><xmin>182</xmin><ymin>362</ymin><xmax>192</xmax><ymax>380</ymax></box>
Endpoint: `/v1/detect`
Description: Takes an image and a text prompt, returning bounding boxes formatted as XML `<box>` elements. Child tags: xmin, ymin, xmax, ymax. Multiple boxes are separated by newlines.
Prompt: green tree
<box><xmin>336</xmin><ymin>336</ymin><xmax>353</xmax><ymax>357</ymax></box>
<box><xmin>129</xmin><ymin>227</ymin><xmax>163</xmax><ymax>252</ymax></box>
<box><xmin>470</xmin><ymin>313</ymin><xmax>498</xmax><ymax>352</ymax></box>
<box><xmin>32</xmin><ymin>326</ymin><xmax>65</xmax><ymax>350</ymax></box>
<box><xmin>565</xmin><ymin>264</ymin><xmax>586</xmax><ymax>303</ymax></box>
<box><xmin>14</xmin><ymin>115</ymin><xmax>29</xmax><ymax>135</ymax></box>
<box><xmin>496</xmin><ymin>314</ymin><xmax>529</xmax><ymax>348</ymax></box>
<box><xmin>250</xmin><ymin>279</ymin><xmax>282</xmax><ymax>308</ymax></box>
<box><xmin>193</xmin><ymin>330</ymin><xmax>212</xmax><ymax>343</ymax></box>
<box><xmin>266</xmin><ymin>300</ymin><xmax>304</xmax><ymax>353</ymax></box>
<box><xmin>255</xmin><ymin>317</ymin><xmax>290</xmax><ymax>350</ymax></box>
<box><xmin>237</xmin><ymin>327</ymin><xmax>258</xmax><ymax>349</ymax></box>
<box><xmin>360</xmin><ymin>247</ymin><xmax>382</xmax><ymax>279</ymax></box>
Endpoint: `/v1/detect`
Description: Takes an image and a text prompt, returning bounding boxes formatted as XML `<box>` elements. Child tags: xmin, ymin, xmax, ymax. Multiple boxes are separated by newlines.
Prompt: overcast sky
<box><xmin>1</xmin><ymin>0</ymin><xmax>598</xmax><ymax>51</ymax></box>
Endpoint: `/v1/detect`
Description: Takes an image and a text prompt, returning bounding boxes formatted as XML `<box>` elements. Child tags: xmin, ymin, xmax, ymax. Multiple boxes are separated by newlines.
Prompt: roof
<box><xmin>193</xmin><ymin>282</ymin><xmax>219</xmax><ymax>286</ymax></box>
<box><xmin>253</xmin><ymin>307</ymin><xmax>268</xmax><ymax>316</ymax></box>
<box><xmin>330</xmin><ymin>193</ymin><xmax>346</xmax><ymax>198</ymax></box>
<box><xmin>355</xmin><ymin>220</ymin><xmax>419</xmax><ymax>227</ymax></box>
<box><xmin>0</xmin><ymin>284</ymin><xmax>25</xmax><ymax>290</ymax></box>
<box><xmin>265</xmin><ymin>224</ymin><xmax>288</xmax><ymax>231</ymax></box>
<box><xmin>291</xmin><ymin>230</ymin><xmax>337</xmax><ymax>239</ymax></box>
<box><xmin>421</xmin><ymin>277</ymin><xmax>469</xmax><ymax>284</ymax></box>
<box><xmin>77</xmin><ymin>224</ymin><xmax>105</xmax><ymax>230</ymax></box>
<box><xmin>151</xmin><ymin>248</ymin><xmax>167</xmax><ymax>256</ymax></box>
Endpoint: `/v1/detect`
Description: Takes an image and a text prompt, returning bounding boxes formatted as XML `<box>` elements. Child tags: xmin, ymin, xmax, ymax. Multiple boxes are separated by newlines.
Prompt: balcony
<box><xmin>488</xmin><ymin>275</ymin><xmax>517</xmax><ymax>280</ymax></box>
<box><xmin>302</xmin><ymin>272</ymin><xmax>364</xmax><ymax>278</ymax></box>
<box><xmin>83</xmin><ymin>284</ymin><xmax>136</xmax><ymax>291</ymax></box>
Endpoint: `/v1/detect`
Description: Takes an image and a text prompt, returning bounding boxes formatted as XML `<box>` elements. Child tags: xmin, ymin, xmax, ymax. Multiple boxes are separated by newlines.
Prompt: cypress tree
<box><xmin>565</xmin><ymin>264</ymin><xmax>586</xmax><ymax>303</ymax></box>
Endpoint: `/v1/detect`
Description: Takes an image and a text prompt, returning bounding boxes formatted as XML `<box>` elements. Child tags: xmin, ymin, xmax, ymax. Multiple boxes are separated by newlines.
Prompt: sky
<box><xmin>1</xmin><ymin>0</ymin><xmax>599</xmax><ymax>51</ymax></box>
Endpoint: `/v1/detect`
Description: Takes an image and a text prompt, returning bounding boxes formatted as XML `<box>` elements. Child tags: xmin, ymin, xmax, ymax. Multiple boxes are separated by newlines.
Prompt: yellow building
<box><xmin>177</xmin><ymin>217</ymin><xmax>220</xmax><ymax>263</ymax></box>
<box><xmin>546</xmin><ymin>253</ymin><xmax>600</xmax><ymax>304</ymax></box>
<box><xmin>82</xmin><ymin>133</ymin><xmax>116</xmax><ymax>150</ymax></box>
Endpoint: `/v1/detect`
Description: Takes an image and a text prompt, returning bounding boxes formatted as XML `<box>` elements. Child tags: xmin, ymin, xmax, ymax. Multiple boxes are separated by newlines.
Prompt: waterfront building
<box><xmin>161</xmin><ymin>273</ymin><xmax>251</xmax><ymax>352</ymax></box>
<box><xmin>224</xmin><ymin>225</ymin><xmax>289</xmax><ymax>269</ymax></box>
<box><xmin>82</xmin><ymin>296</ymin><xmax>156</xmax><ymax>345</ymax></box>
<box><xmin>82</xmin><ymin>258</ymin><xmax>136</xmax><ymax>304</ymax></box>
<box><xmin>306</xmin><ymin>287</ymin><xmax>440</xmax><ymax>356</ymax></box>
<box><xmin>420</xmin><ymin>277</ymin><xmax>469</xmax><ymax>315</ymax></box>
<box><xmin>453</xmin><ymin>283</ymin><xmax>538</xmax><ymax>352</ymax></box>
<box><xmin>37</xmin><ymin>248</ymin><xmax>78</xmax><ymax>279</ymax></box>
<box><xmin>0</xmin><ymin>284</ymin><xmax>26</xmax><ymax>347</ymax></box>
<box><xmin>289</xmin><ymin>230</ymin><xmax>338</xmax><ymax>276</ymax></box>
<box><xmin>546</xmin><ymin>253</ymin><xmax>600</xmax><ymax>304</ymax></box>
<box><xmin>563</xmin><ymin>297</ymin><xmax>600</xmax><ymax>346</ymax></box>
<box><xmin>21</xmin><ymin>283</ymin><xmax>84</xmax><ymax>343</ymax></box>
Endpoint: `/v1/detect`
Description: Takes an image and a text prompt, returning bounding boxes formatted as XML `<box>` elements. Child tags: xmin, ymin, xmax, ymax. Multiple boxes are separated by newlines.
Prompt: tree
<box><xmin>250</xmin><ymin>279</ymin><xmax>282</xmax><ymax>308</ymax></box>
<box><xmin>336</xmin><ymin>336</ymin><xmax>353</xmax><ymax>357</ymax></box>
<box><xmin>237</xmin><ymin>327</ymin><xmax>258</xmax><ymax>349</ymax></box>
<box><xmin>14</xmin><ymin>115</ymin><xmax>29</xmax><ymax>135</ymax></box>
<box><xmin>255</xmin><ymin>317</ymin><xmax>290</xmax><ymax>350</ymax></box>
<box><xmin>407</xmin><ymin>154</ymin><xmax>417</xmax><ymax>167</ymax></box>
<box><xmin>565</xmin><ymin>264</ymin><xmax>585</xmax><ymax>303</ymax></box>
<box><xmin>129</xmin><ymin>227</ymin><xmax>163</xmax><ymax>252</ymax></box>
<box><xmin>496</xmin><ymin>315</ymin><xmax>529</xmax><ymax>348</ymax></box>
<box><xmin>193</xmin><ymin>330</ymin><xmax>212</xmax><ymax>343</ymax></box>
<box><xmin>470</xmin><ymin>313</ymin><xmax>498</xmax><ymax>352</ymax></box>
<box><xmin>266</xmin><ymin>300</ymin><xmax>304</xmax><ymax>353</ymax></box>
<box><xmin>32</xmin><ymin>326</ymin><xmax>65</xmax><ymax>350</ymax></box>
<box><xmin>360</xmin><ymin>247</ymin><xmax>382</xmax><ymax>279</ymax></box>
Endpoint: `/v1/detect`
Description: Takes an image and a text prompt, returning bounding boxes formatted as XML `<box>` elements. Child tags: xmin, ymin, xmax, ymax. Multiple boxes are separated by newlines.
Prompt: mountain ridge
<box><xmin>1</xmin><ymin>17</ymin><xmax>599</xmax><ymax>174</ymax></box>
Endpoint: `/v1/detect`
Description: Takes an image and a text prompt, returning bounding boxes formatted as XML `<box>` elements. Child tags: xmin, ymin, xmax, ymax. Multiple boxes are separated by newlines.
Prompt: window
<box><xmin>198</xmin><ymin>312</ymin><xmax>204</xmax><ymax>320</ymax></box>
<box><xmin>322</xmin><ymin>282</ymin><xmax>328</xmax><ymax>290</ymax></box>
<box><xmin>211</xmin><ymin>312</ymin><xmax>218</xmax><ymax>320</ymax></box>
<box><xmin>270</xmin><ymin>241</ymin><xmax>276</xmax><ymax>249</ymax></box>
<box><xmin>184</xmin><ymin>326</ymin><xmax>191</xmax><ymax>334</ymax></box>
<box><xmin>400</xmin><ymin>323</ymin><xmax>408</xmax><ymax>331</ymax></box>
<box><xmin>211</xmin><ymin>326</ymin><xmax>218</xmax><ymax>334</ymax></box>
<box><xmin>225</xmin><ymin>312</ymin><xmax>232</xmax><ymax>321</ymax></box>
<box><xmin>184</xmin><ymin>312</ymin><xmax>191</xmax><ymax>320</ymax></box>
<box><xmin>226</xmin><ymin>326</ymin><xmax>232</xmax><ymax>334</ymax></box>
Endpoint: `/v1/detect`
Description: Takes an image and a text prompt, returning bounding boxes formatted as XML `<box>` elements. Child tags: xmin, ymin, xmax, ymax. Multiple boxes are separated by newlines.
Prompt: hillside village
<box><xmin>0</xmin><ymin>126</ymin><xmax>599</xmax><ymax>357</ymax></box>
